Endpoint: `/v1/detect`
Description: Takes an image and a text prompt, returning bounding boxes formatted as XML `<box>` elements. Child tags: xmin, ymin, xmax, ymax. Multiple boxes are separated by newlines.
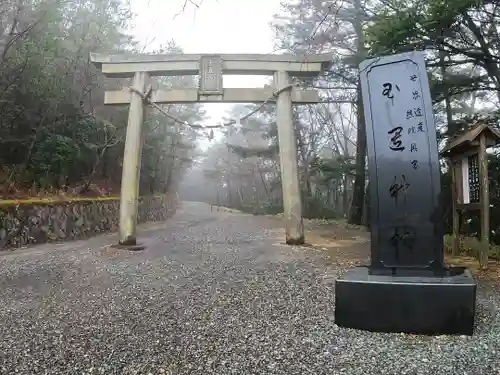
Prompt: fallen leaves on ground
<box><xmin>446</xmin><ymin>254</ymin><xmax>500</xmax><ymax>284</ymax></box>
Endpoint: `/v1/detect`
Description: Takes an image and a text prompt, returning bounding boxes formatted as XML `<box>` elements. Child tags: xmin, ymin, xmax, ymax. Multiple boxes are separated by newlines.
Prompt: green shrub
<box><xmin>444</xmin><ymin>234</ymin><xmax>500</xmax><ymax>260</ymax></box>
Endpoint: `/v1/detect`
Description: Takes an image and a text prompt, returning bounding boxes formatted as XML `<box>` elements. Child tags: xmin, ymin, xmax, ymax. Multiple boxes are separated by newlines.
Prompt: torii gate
<box><xmin>90</xmin><ymin>53</ymin><xmax>332</xmax><ymax>249</ymax></box>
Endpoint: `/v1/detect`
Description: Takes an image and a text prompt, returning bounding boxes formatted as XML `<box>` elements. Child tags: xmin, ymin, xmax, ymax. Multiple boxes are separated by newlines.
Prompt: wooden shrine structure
<box><xmin>441</xmin><ymin>121</ymin><xmax>500</xmax><ymax>268</ymax></box>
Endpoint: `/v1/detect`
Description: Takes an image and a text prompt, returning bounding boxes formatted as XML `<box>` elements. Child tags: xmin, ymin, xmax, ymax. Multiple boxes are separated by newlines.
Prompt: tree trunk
<box><xmin>348</xmin><ymin>84</ymin><xmax>367</xmax><ymax>225</ymax></box>
<box><xmin>343</xmin><ymin>174</ymin><xmax>350</xmax><ymax>216</ymax></box>
<box><xmin>258</xmin><ymin>167</ymin><xmax>270</xmax><ymax>199</ymax></box>
<box><xmin>363</xmin><ymin>181</ymin><xmax>371</xmax><ymax>228</ymax></box>
<box><xmin>438</xmin><ymin>32</ymin><xmax>454</xmax><ymax>136</ymax></box>
<box><xmin>348</xmin><ymin>0</ymin><xmax>367</xmax><ymax>225</ymax></box>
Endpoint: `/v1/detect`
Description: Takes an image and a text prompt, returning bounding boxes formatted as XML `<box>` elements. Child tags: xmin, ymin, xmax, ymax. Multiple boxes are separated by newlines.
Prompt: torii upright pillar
<box><xmin>275</xmin><ymin>71</ymin><xmax>304</xmax><ymax>244</ymax></box>
<box><xmin>118</xmin><ymin>71</ymin><xmax>148</xmax><ymax>247</ymax></box>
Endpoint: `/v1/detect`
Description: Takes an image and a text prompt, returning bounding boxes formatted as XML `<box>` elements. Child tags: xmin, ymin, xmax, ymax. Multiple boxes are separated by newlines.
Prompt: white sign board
<box><xmin>461</xmin><ymin>157</ymin><xmax>470</xmax><ymax>204</ymax></box>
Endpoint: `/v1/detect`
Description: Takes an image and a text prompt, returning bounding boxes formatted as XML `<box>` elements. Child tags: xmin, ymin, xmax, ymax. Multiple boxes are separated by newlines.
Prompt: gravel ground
<box><xmin>0</xmin><ymin>201</ymin><xmax>499</xmax><ymax>375</ymax></box>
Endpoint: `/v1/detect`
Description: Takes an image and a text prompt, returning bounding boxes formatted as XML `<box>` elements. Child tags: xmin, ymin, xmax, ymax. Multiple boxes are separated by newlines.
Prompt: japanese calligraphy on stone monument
<box><xmin>360</xmin><ymin>51</ymin><xmax>442</xmax><ymax>268</ymax></box>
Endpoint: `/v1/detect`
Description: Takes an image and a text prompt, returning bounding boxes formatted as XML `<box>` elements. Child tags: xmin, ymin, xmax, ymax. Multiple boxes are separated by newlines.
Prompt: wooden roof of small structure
<box><xmin>441</xmin><ymin>121</ymin><xmax>500</xmax><ymax>158</ymax></box>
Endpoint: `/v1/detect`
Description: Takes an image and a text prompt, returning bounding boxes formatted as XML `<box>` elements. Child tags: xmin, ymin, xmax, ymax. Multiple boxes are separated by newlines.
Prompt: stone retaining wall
<box><xmin>0</xmin><ymin>195</ymin><xmax>178</xmax><ymax>250</ymax></box>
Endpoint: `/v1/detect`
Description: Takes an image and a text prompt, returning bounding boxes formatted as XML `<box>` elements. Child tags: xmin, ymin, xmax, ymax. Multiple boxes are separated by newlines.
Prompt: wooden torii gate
<box><xmin>90</xmin><ymin>53</ymin><xmax>332</xmax><ymax>248</ymax></box>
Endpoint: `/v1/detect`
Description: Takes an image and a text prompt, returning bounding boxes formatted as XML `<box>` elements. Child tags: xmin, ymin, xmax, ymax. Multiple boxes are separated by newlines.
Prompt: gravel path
<box><xmin>0</xmin><ymin>201</ymin><xmax>499</xmax><ymax>374</ymax></box>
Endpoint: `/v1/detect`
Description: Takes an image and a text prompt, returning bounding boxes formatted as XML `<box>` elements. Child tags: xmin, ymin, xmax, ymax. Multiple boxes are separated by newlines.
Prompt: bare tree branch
<box><xmin>173</xmin><ymin>0</ymin><xmax>203</xmax><ymax>20</ymax></box>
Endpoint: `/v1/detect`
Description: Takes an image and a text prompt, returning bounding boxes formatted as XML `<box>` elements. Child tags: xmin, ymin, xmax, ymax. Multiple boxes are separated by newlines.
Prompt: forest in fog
<box><xmin>2</xmin><ymin>0</ymin><xmax>500</xmax><ymax>246</ymax></box>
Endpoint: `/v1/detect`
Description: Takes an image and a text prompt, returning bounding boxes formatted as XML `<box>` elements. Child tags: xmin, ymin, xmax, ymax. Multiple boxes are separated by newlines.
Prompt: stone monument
<box><xmin>334</xmin><ymin>51</ymin><xmax>477</xmax><ymax>335</ymax></box>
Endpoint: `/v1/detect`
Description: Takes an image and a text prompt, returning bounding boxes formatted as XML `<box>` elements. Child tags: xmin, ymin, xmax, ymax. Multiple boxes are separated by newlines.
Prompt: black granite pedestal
<box><xmin>334</xmin><ymin>266</ymin><xmax>477</xmax><ymax>335</ymax></box>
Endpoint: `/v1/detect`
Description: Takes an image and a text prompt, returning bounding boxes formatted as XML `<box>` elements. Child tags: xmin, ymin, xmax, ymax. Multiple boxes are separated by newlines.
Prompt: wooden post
<box><xmin>118</xmin><ymin>71</ymin><xmax>148</xmax><ymax>246</ymax></box>
<box><xmin>450</xmin><ymin>159</ymin><xmax>460</xmax><ymax>255</ymax></box>
<box><xmin>274</xmin><ymin>71</ymin><xmax>304</xmax><ymax>245</ymax></box>
<box><xmin>478</xmin><ymin>133</ymin><xmax>489</xmax><ymax>269</ymax></box>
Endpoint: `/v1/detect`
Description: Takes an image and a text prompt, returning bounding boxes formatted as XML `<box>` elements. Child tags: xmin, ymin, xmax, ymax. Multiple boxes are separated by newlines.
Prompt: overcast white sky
<box><xmin>129</xmin><ymin>0</ymin><xmax>283</xmax><ymax>125</ymax></box>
